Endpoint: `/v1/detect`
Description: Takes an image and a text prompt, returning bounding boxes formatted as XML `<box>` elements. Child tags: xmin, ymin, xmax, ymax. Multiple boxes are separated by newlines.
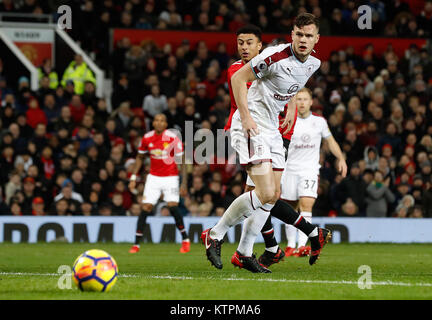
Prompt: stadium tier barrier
<box><xmin>112</xmin><ymin>29</ymin><xmax>427</xmax><ymax>61</ymax></box>
<box><xmin>0</xmin><ymin>216</ymin><xmax>431</xmax><ymax>244</ymax></box>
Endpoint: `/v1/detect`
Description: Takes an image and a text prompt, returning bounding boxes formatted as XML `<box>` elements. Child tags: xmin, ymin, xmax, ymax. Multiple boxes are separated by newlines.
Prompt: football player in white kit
<box><xmin>202</xmin><ymin>13</ymin><xmax>332</xmax><ymax>272</ymax></box>
<box><xmin>282</xmin><ymin>88</ymin><xmax>347</xmax><ymax>257</ymax></box>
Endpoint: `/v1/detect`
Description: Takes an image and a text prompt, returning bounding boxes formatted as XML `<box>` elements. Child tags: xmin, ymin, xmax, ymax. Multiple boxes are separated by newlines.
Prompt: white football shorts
<box><xmin>280</xmin><ymin>172</ymin><xmax>319</xmax><ymax>200</ymax></box>
<box><xmin>230</xmin><ymin>116</ymin><xmax>285</xmax><ymax>173</ymax></box>
<box><xmin>142</xmin><ymin>174</ymin><xmax>179</xmax><ymax>205</ymax></box>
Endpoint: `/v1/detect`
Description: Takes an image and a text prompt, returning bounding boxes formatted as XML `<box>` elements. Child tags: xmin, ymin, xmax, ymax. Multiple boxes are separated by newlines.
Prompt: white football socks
<box><xmin>285</xmin><ymin>224</ymin><xmax>297</xmax><ymax>248</ymax></box>
<box><xmin>237</xmin><ymin>203</ymin><xmax>274</xmax><ymax>257</ymax></box>
<box><xmin>298</xmin><ymin>212</ymin><xmax>312</xmax><ymax>247</ymax></box>
<box><xmin>210</xmin><ymin>190</ymin><xmax>263</xmax><ymax>241</ymax></box>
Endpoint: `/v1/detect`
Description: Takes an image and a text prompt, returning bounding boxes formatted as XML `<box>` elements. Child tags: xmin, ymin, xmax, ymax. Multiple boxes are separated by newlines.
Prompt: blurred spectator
<box><xmin>336</xmin><ymin>162</ymin><xmax>368</xmax><ymax>215</ymax></box>
<box><xmin>38</xmin><ymin>58</ymin><xmax>59</xmax><ymax>90</ymax></box>
<box><xmin>31</xmin><ymin>197</ymin><xmax>46</xmax><ymax>216</ymax></box>
<box><xmin>61</xmin><ymin>54</ymin><xmax>96</xmax><ymax>95</ymax></box>
<box><xmin>142</xmin><ymin>84</ymin><xmax>168</xmax><ymax>118</ymax></box>
<box><xmin>395</xmin><ymin>194</ymin><xmax>415</xmax><ymax>218</ymax></box>
<box><xmin>1</xmin><ymin>2</ymin><xmax>432</xmax><ymax>219</ymax></box>
<box><xmin>339</xmin><ymin>198</ymin><xmax>360</xmax><ymax>217</ymax></box>
<box><xmin>365</xmin><ymin>170</ymin><xmax>395</xmax><ymax>217</ymax></box>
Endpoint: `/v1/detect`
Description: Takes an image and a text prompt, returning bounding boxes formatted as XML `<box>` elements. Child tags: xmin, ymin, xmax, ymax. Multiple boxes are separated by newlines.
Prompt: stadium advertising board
<box><xmin>0</xmin><ymin>217</ymin><xmax>431</xmax><ymax>244</ymax></box>
<box><xmin>2</xmin><ymin>27</ymin><xmax>54</xmax><ymax>66</ymax></box>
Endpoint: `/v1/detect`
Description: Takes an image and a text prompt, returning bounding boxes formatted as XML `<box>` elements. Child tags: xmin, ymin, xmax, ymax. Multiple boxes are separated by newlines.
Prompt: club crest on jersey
<box><xmin>163</xmin><ymin>142</ymin><xmax>170</xmax><ymax>149</ymax></box>
<box><xmin>257</xmin><ymin>60</ymin><xmax>268</xmax><ymax>72</ymax></box>
<box><xmin>287</xmin><ymin>84</ymin><xmax>299</xmax><ymax>94</ymax></box>
<box><xmin>149</xmin><ymin>143</ymin><xmax>154</xmax><ymax>148</ymax></box>
<box><xmin>306</xmin><ymin>65</ymin><xmax>313</xmax><ymax>76</ymax></box>
<box><xmin>301</xmin><ymin>133</ymin><xmax>311</xmax><ymax>143</ymax></box>
<box><xmin>255</xmin><ymin>144</ymin><xmax>264</xmax><ymax>157</ymax></box>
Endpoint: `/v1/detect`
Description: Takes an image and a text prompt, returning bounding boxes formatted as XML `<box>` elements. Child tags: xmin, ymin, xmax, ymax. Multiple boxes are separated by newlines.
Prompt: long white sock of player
<box><xmin>297</xmin><ymin>212</ymin><xmax>312</xmax><ymax>247</ymax></box>
<box><xmin>285</xmin><ymin>224</ymin><xmax>297</xmax><ymax>248</ymax></box>
<box><xmin>210</xmin><ymin>190</ymin><xmax>263</xmax><ymax>241</ymax></box>
<box><xmin>237</xmin><ymin>203</ymin><xmax>274</xmax><ymax>257</ymax></box>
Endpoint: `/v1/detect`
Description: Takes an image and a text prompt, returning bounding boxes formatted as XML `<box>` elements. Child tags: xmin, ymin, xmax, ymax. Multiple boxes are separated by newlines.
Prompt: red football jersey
<box><xmin>224</xmin><ymin>59</ymin><xmax>297</xmax><ymax>140</ymax></box>
<box><xmin>279</xmin><ymin>105</ymin><xmax>298</xmax><ymax>140</ymax></box>
<box><xmin>224</xmin><ymin>60</ymin><xmax>252</xmax><ymax>131</ymax></box>
<box><xmin>138</xmin><ymin>130</ymin><xmax>183</xmax><ymax>177</ymax></box>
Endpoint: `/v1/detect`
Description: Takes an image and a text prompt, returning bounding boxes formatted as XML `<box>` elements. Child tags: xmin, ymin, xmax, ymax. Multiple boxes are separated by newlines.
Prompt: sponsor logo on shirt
<box><xmin>293</xmin><ymin>144</ymin><xmax>316</xmax><ymax>149</ymax></box>
<box><xmin>274</xmin><ymin>93</ymin><xmax>295</xmax><ymax>101</ymax></box>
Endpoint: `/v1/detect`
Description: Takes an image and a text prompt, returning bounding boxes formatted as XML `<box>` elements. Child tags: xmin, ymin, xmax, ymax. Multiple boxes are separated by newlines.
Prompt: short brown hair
<box><xmin>297</xmin><ymin>87</ymin><xmax>313</xmax><ymax>98</ymax></box>
<box><xmin>294</xmin><ymin>13</ymin><xmax>319</xmax><ymax>31</ymax></box>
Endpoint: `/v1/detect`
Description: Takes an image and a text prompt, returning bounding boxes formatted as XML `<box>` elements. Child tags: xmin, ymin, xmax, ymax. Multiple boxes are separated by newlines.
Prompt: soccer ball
<box><xmin>72</xmin><ymin>249</ymin><xmax>118</xmax><ymax>292</ymax></box>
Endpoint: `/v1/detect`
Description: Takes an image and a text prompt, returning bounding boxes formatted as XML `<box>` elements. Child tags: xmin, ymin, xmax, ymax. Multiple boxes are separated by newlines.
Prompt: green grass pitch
<box><xmin>0</xmin><ymin>242</ymin><xmax>431</xmax><ymax>300</ymax></box>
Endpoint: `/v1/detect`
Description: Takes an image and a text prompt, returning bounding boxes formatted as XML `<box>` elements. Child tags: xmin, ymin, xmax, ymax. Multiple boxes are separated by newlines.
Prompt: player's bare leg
<box><xmin>167</xmin><ymin>201</ymin><xmax>190</xmax><ymax>253</ymax></box>
<box><xmin>233</xmin><ymin>169</ymin><xmax>286</xmax><ymax>272</ymax></box>
<box><xmin>129</xmin><ymin>203</ymin><xmax>153</xmax><ymax>253</ymax></box>
<box><xmin>202</xmin><ymin>162</ymin><xmax>275</xmax><ymax>269</ymax></box>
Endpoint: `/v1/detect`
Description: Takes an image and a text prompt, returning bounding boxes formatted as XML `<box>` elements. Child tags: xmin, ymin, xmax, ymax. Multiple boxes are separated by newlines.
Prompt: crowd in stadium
<box><xmin>0</xmin><ymin>0</ymin><xmax>432</xmax><ymax>218</ymax></box>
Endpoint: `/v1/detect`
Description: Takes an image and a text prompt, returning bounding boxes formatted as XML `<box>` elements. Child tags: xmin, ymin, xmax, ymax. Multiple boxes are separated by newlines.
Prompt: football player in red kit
<box><xmin>129</xmin><ymin>114</ymin><xmax>190</xmax><ymax>253</ymax></box>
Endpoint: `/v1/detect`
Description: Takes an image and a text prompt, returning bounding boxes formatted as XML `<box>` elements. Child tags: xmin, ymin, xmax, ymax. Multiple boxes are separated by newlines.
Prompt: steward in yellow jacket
<box><xmin>61</xmin><ymin>54</ymin><xmax>96</xmax><ymax>95</ymax></box>
<box><xmin>38</xmin><ymin>58</ymin><xmax>59</xmax><ymax>89</ymax></box>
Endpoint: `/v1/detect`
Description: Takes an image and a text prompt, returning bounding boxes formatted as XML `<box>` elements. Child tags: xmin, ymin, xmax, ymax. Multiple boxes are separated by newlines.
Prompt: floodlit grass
<box><xmin>0</xmin><ymin>242</ymin><xmax>431</xmax><ymax>300</ymax></box>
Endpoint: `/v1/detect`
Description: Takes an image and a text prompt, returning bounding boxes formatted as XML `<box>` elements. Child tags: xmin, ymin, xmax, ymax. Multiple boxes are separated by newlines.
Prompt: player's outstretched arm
<box><xmin>325</xmin><ymin>135</ymin><xmax>347</xmax><ymax>178</ymax></box>
<box><xmin>231</xmin><ymin>61</ymin><xmax>259</xmax><ymax>136</ymax></box>
<box><xmin>129</xmin><ymin>153</ymin><xmax>145</xmax><ymax>192</ymax></box>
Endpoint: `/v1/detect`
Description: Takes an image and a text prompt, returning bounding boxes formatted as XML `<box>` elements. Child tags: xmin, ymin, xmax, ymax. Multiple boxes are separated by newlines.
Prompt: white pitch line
<box><xmin>1</xmin><ymin>272</ymin><xmax>432</xmax><ymax>288</ymax></box>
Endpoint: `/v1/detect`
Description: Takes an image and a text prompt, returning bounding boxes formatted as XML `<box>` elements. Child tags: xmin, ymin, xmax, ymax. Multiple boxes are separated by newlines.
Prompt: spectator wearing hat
<box><xmin>31</xmin><ymin>197</ymin><xmax>46</xmax><ymax>216</ymax></box>
<box><xmin>54</xmin><ymin>179</ymin><xmax>83</xmax><ymax>215</ymax></box>
<box><xmin>182</xmin><ymin>14</ymin><xmax>193</xmax><ymax>30</ymax></box>
<box><xmin>364</xmin><ymin>146</ymin><xmax>380</xmax><ymax>171</ymax></box>
<box><xmin>366</xmin><ymin>170</ymin><xmax>395</xmax><ymax>217</ymax></box>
